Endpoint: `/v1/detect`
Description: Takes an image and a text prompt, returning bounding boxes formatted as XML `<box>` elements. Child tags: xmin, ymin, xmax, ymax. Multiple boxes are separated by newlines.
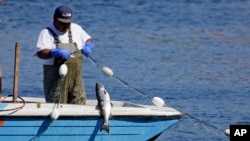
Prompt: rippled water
<box><xmin>1</xmin><ymin>0</ymin><xmax>250</xmax><ymax>140</ymax></box>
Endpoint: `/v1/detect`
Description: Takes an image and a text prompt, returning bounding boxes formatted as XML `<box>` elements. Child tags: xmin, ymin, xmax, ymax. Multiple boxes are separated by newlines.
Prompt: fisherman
<box><xmin>34</xmin><ymin>5</ymin><xmax>94</xmax><ymax>104</ymax></box>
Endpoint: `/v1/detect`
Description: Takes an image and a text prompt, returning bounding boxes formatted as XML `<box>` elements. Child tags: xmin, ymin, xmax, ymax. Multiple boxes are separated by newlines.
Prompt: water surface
<box><xmin>0</xmin><ymin>0</ymin><xmax>250</xmax><ymax>140</ymax></box>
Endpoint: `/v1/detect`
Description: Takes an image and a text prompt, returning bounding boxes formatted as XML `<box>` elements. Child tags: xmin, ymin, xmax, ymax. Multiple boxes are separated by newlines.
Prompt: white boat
<box><xmin>0</xmin><ymin>95</ymin><xmax>182</xmax><ymax>141</ymax></box>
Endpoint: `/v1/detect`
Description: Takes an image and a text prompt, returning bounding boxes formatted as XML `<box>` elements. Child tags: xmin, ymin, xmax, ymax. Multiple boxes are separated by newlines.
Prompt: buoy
<box><xmin>102</xmin><ymin>66</ymin><xmax>113</xmax><ymax>77</ymax></box>
<box><xmin>59</xmin><ymin>64</ymin><xmax>68</xmax><ymax>77</ymax></box>
<box><xmin>224</xmin><ymin>128</ymin><xmax>230</xmax><ymax>137</ymax></box>
<box><xmin>152</xmin><ymin>97</ymin><xmax>165</xmax><ymax>107</ymax></box>
<box><xmin>50</xmin><ymin>108</ymin><xmax>60</xmax><ymax>120</ymax></box>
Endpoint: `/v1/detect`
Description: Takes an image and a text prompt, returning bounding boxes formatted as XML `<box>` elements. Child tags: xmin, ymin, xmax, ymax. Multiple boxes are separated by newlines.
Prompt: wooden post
<box><xmin>13</xmin><ymin>42</ymin><xmax>20</xmax><ymax>102</ymax></box>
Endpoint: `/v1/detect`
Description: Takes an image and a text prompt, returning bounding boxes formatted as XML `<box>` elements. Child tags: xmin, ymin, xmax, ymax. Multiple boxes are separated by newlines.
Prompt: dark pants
<box><xmin>43</xmin><ymin>59</ymin><xmax>86</xmax><ymax>104</ymax></box>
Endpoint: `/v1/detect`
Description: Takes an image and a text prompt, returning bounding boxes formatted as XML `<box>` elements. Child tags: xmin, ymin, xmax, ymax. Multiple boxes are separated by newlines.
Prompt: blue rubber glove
<box><xmin>50</xmin><ymin>48</ymin><xmax>72</xmax><ymax>60</ymax></box>
<box><xmin>81</xmin><ymin>42</ymin><xmax>95</xmax><ymax>57</ymax></box>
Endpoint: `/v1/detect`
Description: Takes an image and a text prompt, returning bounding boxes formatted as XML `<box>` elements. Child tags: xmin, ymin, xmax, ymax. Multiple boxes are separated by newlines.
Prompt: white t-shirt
<box><xmin>34</xmin><ymin>23</ymin><xmax>91</xmax><ymax>65</ymax></box>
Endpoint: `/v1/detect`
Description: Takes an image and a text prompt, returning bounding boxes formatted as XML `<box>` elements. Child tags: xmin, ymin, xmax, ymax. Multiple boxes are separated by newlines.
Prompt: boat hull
<box><xmin>0</xmin><ymin>97</ymin><xmax>182</xmax><ymax>141</ymax></box>
<box><xmin>0</xmin><ymin>116</ymin><xmax>179</xmax><ymax>141</ymax></box>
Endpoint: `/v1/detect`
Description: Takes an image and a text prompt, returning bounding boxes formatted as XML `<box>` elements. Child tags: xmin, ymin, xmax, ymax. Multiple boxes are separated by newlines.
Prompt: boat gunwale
<box><xmin>0</xmin><ymin>97</ymin><xmax>183</xmax><ymax>119</ymax></box>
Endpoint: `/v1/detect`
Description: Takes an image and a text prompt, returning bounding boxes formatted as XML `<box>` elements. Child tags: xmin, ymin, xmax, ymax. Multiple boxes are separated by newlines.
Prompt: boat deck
<box><xmin>0</xmin><ymin>97</ymin><xmax>182</xmax><ymax>119</ymax></box>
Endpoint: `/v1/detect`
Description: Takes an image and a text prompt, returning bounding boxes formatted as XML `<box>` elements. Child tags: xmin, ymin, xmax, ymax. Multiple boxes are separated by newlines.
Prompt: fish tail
<box><xmin>101</xmin><ymin>123</ymin><xmax>109</xmax><ymax>133</ymax></box>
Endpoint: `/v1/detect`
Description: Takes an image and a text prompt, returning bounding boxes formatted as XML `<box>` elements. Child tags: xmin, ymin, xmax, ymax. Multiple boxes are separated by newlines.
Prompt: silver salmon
<box><xmin>95</xmin><ymin>82</ymin><xmax>112</xmax><ymax>133</ymax></box>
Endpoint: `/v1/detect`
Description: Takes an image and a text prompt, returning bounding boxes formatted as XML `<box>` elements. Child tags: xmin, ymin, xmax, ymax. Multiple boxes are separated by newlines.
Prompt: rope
<box><xmin>28</xmin><ymin>76</ymin><xmax>64</xmax><ymax>141</ymax></box>
<box><xmin>184</xmin><ymin>113</ymin><xmax>225</xmax><ymax>134</ymax></box>
<box><xmin>88</xmin><ymin>56</ymin><xmax>151</xmax><ymax>99</ymax></box>
<box><xmin>56</xmin><ymin>77</ymin><xmax>64</xmax><ymax>108</ymax></box>
<box><xmin>0</xmin><ymin>94</ymin><xmax>26</xmax><ymax>112</ymax></box>
<box><xmin>28</xmin><ymin>78</ymin><xmax>64</xmax><ymax>141</ymax></box>
<box><xmin>87</xmin><ymin>55</ymin><xmax>228</xmax><ymax>137</ymax></box>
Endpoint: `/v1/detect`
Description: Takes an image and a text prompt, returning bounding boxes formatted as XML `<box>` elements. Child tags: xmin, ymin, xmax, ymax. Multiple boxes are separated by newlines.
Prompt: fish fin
<box><xmin>97</xmin><ymin>101</ymin><xmax>101</xmax><ymax>108</ymax></box>
<box><xmin>101</xmin><ymin>123</ymin><xmax>109</xmax><ymax>133</ymax></box>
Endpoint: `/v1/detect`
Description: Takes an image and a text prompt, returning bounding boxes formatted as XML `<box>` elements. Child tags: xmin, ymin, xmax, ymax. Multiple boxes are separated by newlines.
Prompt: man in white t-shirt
<box><xmin>34</xmin><ymin>5</ymin><xmax>94</xmax><ymax>104</ymax></box>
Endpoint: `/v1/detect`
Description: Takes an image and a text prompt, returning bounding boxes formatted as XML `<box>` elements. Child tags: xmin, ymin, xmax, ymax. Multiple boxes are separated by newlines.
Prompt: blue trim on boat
<box><xmin>0</xmin><ymin>117</ymin><xmax>179</xmax><ymax>141</ymax></box>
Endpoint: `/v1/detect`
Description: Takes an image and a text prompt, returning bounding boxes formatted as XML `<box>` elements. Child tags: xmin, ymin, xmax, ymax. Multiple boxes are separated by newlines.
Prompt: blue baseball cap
<box><xmin>54</xmin><ymin>5</ymin><xmax>73</xmax><ymax>23</ymax></box>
